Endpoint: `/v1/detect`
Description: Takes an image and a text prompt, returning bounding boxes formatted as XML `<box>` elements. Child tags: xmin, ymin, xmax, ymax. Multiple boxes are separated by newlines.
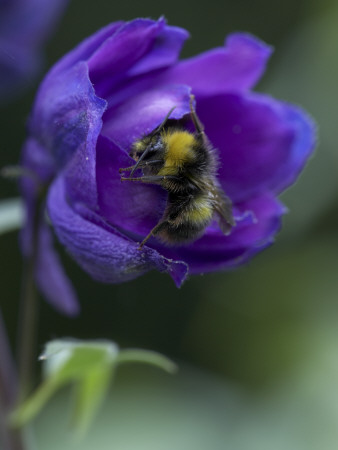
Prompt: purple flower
<box><xmin>21</xmin><ymin>18</ymin><xmax>315</xmax><ymax>315</ymax></box>
<box><xmin>0</xmin><ymin>0</ymin><xmax>69</xmax><ymax>101</ymax></box>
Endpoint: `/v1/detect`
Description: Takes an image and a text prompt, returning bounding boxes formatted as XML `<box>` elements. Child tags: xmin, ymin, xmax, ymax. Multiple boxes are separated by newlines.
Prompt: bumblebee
<box><xmin>119</xmin><ymin>95</ymin><xmax>235</xmax><ymax>248</ymax></box>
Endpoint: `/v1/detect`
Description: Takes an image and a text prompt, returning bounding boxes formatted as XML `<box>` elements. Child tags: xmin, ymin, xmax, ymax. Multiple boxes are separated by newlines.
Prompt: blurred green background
<box><xmin>1</xmin><ymin>0</ymin><xmax>338</xmax><ymax>448</ymax></box>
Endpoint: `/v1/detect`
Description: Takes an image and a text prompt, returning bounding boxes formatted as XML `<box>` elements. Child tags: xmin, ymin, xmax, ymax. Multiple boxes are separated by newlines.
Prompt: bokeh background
<box><xmin>1</xmin><ymin>0</ymin><xmax>338</xmax><ymax>448</ymax></box>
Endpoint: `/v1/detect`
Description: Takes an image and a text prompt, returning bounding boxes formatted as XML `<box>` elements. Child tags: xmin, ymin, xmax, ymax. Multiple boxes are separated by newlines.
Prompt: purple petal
<box><xmin>269</xmin><ymin>102</ymin><xmax>316</xmax><ymax>194</ymax></box>
<box><xmin>127</xmin><ymin>23</ymin><xmax>189</xmax><ymax>77</ymax></box>
<box><xmin>0</xmin><ymin>0</ymin><xmax>68</xmax><ymax>45</ymax></box>
<box><xmin>51</xmin><ymin>21</ymin><xmax>124</xmax><ymax>76</ymax></box>
<box><xmin>96</xmin><ymin>135</ymin><xmax>166</xmax><ymax>237</ymax></box>
<box><xmin>27</xmin><ymin>61</ymin><xmax>107</xmax><ymax>207</ymax></box>
<box><xmin>195</xmin><ymin>92</ymin><xmax>315</xmax><ymax>202</ymax></box>
<box><xmin>162</xmin><ymin>32</ymin><xmax>272</xmax><ymax>96</ymax></box>
<box><xmin>47</xmin><ymin>175</ymin><xmax>188</xmax><ymax>287</ymax></box>
<box><xmin>19</xmin><ymin>198</ymin><xmax>79</xmax><ymax>316</ymax></box>
<box><xmin>88</xmin><ymin>19</ymin><xmax>163</xmax><ymax>79</ymax></box>
<box><xmin>0</xmin><ymin>40</ymin><xmax>38</xmax><ymax>99</ymax></box>
<box><xmin>88</xmin><ymin>18</ymin><xmax>187</xmax><ymax>97</ymax></box>
<box><xmin>0</xmin><ymin>0</ymin><xmax>69</xmax><ymax>100</ymax></box>
<box><xmin>36</xmin><ymin>224</ymin><xmax>79</xmax><ymax>316</ymax></box>
<box><xmin>21</xmin><ymin>137</ymin><xmax>56</xmax><ymax>184</ymax></box>
<box><xmin>152</xmin><ymin>194</ymin><xmax>285</xmax><ymax>274</ymax></box>
<box><xmin>101</xmin><ymin>84</ymin><xmax>191</xmax><ymax>150</ymax></box>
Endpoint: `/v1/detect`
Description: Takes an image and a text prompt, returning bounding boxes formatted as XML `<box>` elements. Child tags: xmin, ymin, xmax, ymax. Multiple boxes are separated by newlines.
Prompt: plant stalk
<box><xmin>0</xmin><ymin>311</ymin><xmax>26</xmax><ymax>450</ymax></box>
<box><xmin>17</xmin><ymin>196</ymin><xmax>42</xmax><ymax>399</ymax></box>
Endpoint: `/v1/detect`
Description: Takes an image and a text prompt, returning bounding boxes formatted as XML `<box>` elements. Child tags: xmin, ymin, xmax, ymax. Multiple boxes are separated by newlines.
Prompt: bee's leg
<box><xmin>138</xmin><ymin>221</ymin><xmax>168</xmax><ymax>249</ymax></box>
<box><xmin>190</xmin><ymin>95</ymin><xmax>210</xmax><ymax>146</ymax></box>
<box><xmin>119</xmin><ymin>165</ymin><xmax>136</xmax><ymax>173</ymax></box>
<box><xmin>142</xmin><ymin>159</ymin><xmax>163</xmax><ymax>166</ymax></box>
<box><xmin>121</xmin><ymin>175</ymin><xmax>180</xmax><ymax>183</ymax></box>
<box><xmin>119</xmin><ymin>160</ymin><xmax>163</xmax><ymax>176</ymax></box>
<box><xmin>189</xmin><ymin>95</ymin><xmax>204</xmax><ymax>133</ymax></box>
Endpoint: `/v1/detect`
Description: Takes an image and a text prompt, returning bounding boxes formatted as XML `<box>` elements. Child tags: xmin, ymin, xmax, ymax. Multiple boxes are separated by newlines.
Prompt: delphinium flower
<box><xmin>0</xmin><ymin>0</ymin><xmax>69</xmax><ymax>101</ymax></box>
<box><xmin>20</xmin><ymin>18</ymin><xmax>315</xmax><ymax>314</ymax></box>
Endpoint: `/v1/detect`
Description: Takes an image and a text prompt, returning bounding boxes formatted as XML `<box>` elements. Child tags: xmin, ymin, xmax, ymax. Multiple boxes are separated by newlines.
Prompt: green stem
<box><xmin>0</xmin><ymin>166</ymin><xmax>45</xmax><ymax>449</ymax></box>
<box><xmin>17</xmin><ymin>254</ymin><xmax>39</xmax><ymax>399</ymax></box>
<box><xmin>0</xmin><ymin>311</ymin><xmax>26</xmax><ymax>450</ymax></box>
<box><xmin>17</xmin><ymin>197</ymin><xmax>42</xmax><ymax>399</ymax></box>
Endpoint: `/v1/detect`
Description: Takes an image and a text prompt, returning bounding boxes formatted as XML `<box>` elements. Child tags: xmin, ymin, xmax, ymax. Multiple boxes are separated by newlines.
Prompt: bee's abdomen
<box><xmin>157</xmin><ymin>193</ymin><xmax>213</xmax><ymax>244</ymax></box>
<box><xmin>158</xmin><ymin>222</ymin><xmax>205</xmax><ymax>244</ymax></box>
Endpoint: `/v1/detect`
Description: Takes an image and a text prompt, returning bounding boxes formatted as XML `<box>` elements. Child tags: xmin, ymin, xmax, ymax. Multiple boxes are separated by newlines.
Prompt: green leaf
<box><xmin>71</xmin><ymin>365</ymin><xmax>113</xmax><ymax>436</ymax></box>
<box><xmin>41</xmin><ymin>339</ymin><xmax>118</xmax><ymax>381</ymax></box>
<box><xmin>10</xmin><ymin>339</ymin><xmax>176</xmax><ymax>436</ymax></box>
<box><xmin>117</xmin><ymin>349</ymin><xmax>178</xmax><ymax>374</ymax></box>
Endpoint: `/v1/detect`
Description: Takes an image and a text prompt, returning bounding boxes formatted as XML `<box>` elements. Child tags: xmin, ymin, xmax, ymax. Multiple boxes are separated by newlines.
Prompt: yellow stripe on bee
<box><xmin>186</xmin><ymin>197</ymin><xmax>213</xmax><ymax>224</ymax></box>
<box><xmin>159</xmin><ymin>131</ymin><xmax>196</xmax><ymax>175</ymax></box>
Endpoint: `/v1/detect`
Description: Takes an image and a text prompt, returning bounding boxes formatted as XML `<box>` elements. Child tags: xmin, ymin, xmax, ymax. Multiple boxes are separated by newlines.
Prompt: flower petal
<box><xmin>153</xmin><ymin>194</ymin><xmax>285</xmax><ymax>274</ymax></box>
<box><xmin>47</xmin><ymin>175</ymin><xmax>189</xmax><ymax>287</ymax></box>
<box><xmin>0</xmin><ymin>0</ymin><xmax>69</xmax><ymax>100</ymax></box>
<box><xmin>88</xmin><ymin>18</ymin><xmax>187</xmax><ymax>96</ymax></box>
<box><xmin>20</xmin><ymin>199</ymin><xmax>79</xmax><ymax>316</ymax></box>
<box><xmin>87</xmin><ymin>18</ymin><xmax>188</xmax><ymax>99</ymax></box>
<box><xmin>127</xmin><ymin>23</ymin><xmax>189</xmax><ymax>77</ymax></box>
<box><xmin>0</xmin><ymin>40</ymin><xmax>38</xmax><ymax>100</ymax></box>
<box><xmin>195</xmin><ymin>92</ymin><xmax>315</xmax><ymax>202</ymax></box>
<box><xmin>28</xmin><ymin>61</ymin><xmax>107</xmax><ymax>207</ymax></box>
<box><xmin>21</xmin><ymin>137</ymin><xmax>56</xmax><ymax>184</ymax></box>
<box><xmin>96</xmin><ymin>135</ymin><xmax>166</xmax><ymax>237</ymax></box>
<box><xmin>163</xmin><ymin>32</ymin><xmax>272</xmax><ymax>96</ymax></box>
<box><xmin>0</xmin><ymin>0</ymin><xmax>69</xmax><ymax>45</ymax></box>
<box><xmin>50</xmin><ymin>21</ymin><xmax>124</xmax><ymax>76</ymax></box>
<box><xmin>36</xmin><ymin>224</ymin><xmax>80</xmax><ymax>316</ymax></box>
<box><xmin>269</xmin><ymin>101</ymin><xmax>316</xmax><ymax>194</ymax></box>
<box><xmin>101</xmin><ymin>83</ymin><xmax>191</xmax><ymax>151</ymax></box>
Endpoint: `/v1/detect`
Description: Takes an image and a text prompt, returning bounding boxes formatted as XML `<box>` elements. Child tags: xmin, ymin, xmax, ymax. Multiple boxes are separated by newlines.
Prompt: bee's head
<box><xmin>129</xmin><ymin>106</ymin><xmax>176</xmax><ymax>161</ymax></box>
<box><xmin>129</xmin><ymin>133</ymin><xmax>163</xmax><ymax>162</ymax></box>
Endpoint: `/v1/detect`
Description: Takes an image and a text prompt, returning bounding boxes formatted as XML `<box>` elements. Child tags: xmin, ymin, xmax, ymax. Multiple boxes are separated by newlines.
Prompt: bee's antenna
<box><xmin>130</xmin><ymin>146</ymin><xmax>151</xmax><ymax>177</ymax></box>
<box><xmin>150</xmin><ymin>106</ymin><xmax>176</xmax><ymax>136</ymax></box>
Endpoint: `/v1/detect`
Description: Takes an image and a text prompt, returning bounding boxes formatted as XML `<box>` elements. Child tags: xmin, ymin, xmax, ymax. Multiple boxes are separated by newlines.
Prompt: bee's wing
<box><xmin>210</xmin><ymin>185</ymin><xmax>235</xmax><ymax>235</ymax></box>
